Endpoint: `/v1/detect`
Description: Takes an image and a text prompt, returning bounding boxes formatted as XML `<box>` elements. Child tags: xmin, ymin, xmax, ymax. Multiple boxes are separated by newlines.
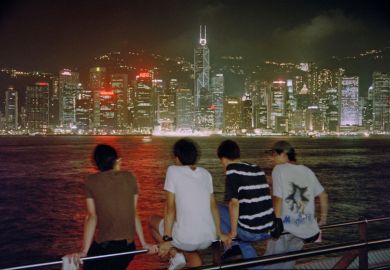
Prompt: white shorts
<box><xmin>158</xmin><ymin>219</ymin><xmax>212</xmax><ymax>251</ymax></box>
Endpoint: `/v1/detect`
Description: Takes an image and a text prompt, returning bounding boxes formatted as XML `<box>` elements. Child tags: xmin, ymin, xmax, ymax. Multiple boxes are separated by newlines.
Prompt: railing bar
<box><xmin>3</xmin><ymin>249</ymin><xmax>148</xmax><ymax>270</ymax></box>
<box><xmin>193</xmin><ymin>237</ymin><xmax>390</xmax><ymax>270</ymax></box>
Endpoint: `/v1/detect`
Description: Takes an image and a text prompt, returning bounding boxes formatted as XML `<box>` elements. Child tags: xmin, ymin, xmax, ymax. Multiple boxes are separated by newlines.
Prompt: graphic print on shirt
<box><xmin>285</xmin><ymin>182</ymin><xmax>309</xmax><ymax>215</ymax></box>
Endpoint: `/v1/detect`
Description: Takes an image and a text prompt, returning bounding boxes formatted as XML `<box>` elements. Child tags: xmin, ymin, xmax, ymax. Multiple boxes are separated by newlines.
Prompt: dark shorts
<box><xmin>83</xmin><ymin>240</ymin><xmax>136</xmax><ymax>270</ymax></box>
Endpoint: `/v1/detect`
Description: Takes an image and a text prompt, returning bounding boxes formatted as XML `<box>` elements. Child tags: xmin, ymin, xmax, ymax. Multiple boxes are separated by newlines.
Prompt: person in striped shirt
<box><xmin>217</xmin><ymin>139</ymin><xmax>276</xmax><ymax>263</ymax></box>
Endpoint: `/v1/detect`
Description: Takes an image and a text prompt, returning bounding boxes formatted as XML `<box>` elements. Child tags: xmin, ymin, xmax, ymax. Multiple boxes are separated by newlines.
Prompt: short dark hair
<box><xmin>93</xmin><ymin>144</ymin><xmax>118</xmax><ymax>171</ymax></box>
<box><xmin>272</xmin><ymin>141</ymin><xmax>296</xmax><ymax>162</ymax></box>
<box><xmin>173</xmin><ymin>138</ymin><xmax>199</xmax><ymax>165</ymax></box>
<box><xmin>217</xmin><ymin>140</ymin><xmax>240</xmax><ymax>160</ymax></box>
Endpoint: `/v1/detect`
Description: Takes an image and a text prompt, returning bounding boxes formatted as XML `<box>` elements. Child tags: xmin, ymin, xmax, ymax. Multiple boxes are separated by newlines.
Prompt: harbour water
<box><xmin>1</xmin><ymin>136</ymin><xmax>390</xmax><ymax>269</ymax></box>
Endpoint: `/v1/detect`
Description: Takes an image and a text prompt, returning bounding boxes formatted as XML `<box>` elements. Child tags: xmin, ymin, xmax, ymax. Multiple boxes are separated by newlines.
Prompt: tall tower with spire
<box><xmin>194</xmin><ymin>25</ymin><xmax>213</xmax><ymax>130</ymax></box>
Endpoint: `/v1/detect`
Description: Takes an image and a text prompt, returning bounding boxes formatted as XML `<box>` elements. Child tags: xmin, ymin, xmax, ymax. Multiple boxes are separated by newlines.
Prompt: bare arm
<box><xmin>134</xmin><ymin>194</ymin><xmax>158</xmax><ymax>254</ymax></box>
<box><xmin>210</xmin><ymin>194</ymin><xmax>222</xmax><ymax>238</ymax></box>
<box><xmin>81</xmin><ymin>198</ymin><xmax>97</xmax><ymax>256</ymax></box>
<box><xmin>273</xmin><ymin>196</ymin><xmax>283</xmax><ymax>218</ymax></box>
<box><xmin>164</xmin><ymin>191</ymin><xmax>176</xmax><ymax>237</ymax></box>
<box><xmin>228</xmin><ymin>198</ymin><xmax>239</xmax><ymax>237</ymax></box>
<box><xmin>318</xmin><ymin>191</ymin><xmax>328</xmax><ymax>226</ymax></box>
<box><xmin>158</xmin><ymin>191</ymin><xmax>176</xmax><ymax>257</ymax></box>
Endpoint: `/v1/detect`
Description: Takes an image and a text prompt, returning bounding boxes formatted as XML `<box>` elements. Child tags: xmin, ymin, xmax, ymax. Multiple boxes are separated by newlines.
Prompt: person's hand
<box><xmin>219</xmin><ymin>233</ymin><xmax>232</xmax><ymax>250</ymax></box>
<box><xmin>158</xmin><ymin>241</ymin><xmax>172</xmax><ymax>257</ymax></box>
<box><xmin>143</xmin><ymin>243</ymin><xmax>159</xmax><ymax>254</ymax></box>
<box><xmin>64</xmin><ymin>251</ymin><xmax>87</xmax><ymax>267</ymax></box>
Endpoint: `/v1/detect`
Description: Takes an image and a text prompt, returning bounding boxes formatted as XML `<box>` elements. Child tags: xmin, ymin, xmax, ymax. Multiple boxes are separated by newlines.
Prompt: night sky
<box><xmin>0</xmin><ymin>0</ymin><xmax>389</xmax><ymax>72</ymax></box>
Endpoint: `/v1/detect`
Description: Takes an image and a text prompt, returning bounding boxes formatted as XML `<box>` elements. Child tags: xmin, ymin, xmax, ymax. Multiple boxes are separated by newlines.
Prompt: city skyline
<box><xmin>0</xmin><ymin>0</ymin><xmax>389</xmax><ymax>71</ymax></box>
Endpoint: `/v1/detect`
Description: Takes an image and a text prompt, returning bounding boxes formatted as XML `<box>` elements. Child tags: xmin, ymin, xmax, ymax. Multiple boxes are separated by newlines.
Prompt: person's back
<box><xmin>265</xmin><ymin>141</ymin><xmax>328</xmax><ymax>270</ymax></box>
<box><xmin>164</xmin><ymin>165</ymin><xmax>216</xmax><ymax>250</ymax></box>
<box><xmin>272</xmin><ymin>163</ymin><xmax>323</xmax><ymax>239</ymax></box>
<box><xmin>86</xmin><ymin>170</ymin><xmax>138</xmax><ymax>243</ymax></box>
<box><xmin>225</xmin><ymin>162</ymin><xmax>274</xmax><ymax>233</ymax></box>
<box><xmin>150</xmin><ymin>138</ymin><xmax>224</xmax><ymax>269</ymax></box>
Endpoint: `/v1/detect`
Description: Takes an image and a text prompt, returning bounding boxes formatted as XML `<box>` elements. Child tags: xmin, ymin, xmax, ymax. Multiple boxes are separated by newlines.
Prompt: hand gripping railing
<box><xmin>191</xmin><ymin>216</ymin><xmax>390</xmax><ymax>270</ymax></box>
<box><xmin>2</xmin><ymin>249</ymin><xmax>148</xmax><ymax>270</ymax></box>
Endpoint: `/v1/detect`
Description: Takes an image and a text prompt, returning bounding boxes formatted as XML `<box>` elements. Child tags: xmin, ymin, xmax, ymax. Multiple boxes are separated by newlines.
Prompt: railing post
<box><xmin>358</xmin><ymin>217</ymin><xmax>368</xmax><ymax>269</ymax></box>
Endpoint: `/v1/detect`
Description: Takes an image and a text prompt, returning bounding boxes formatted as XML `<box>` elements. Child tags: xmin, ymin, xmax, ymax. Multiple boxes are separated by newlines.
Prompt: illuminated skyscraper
<box><xmin>59</xmin><ymin>69</ymin><xmax>80</xmax><ymax>128</ymax></box>
<box><xmin>325</xmin><ymin>88</ymin><xmax>339</xmax><ymax>132</ymax></box>
<box><xmin>340</xmin><ymin>77</ymin><xmax>360</xmax><ymax>127</ymax></box>
<box><xmin>270</xmin><ymin>80</ymin><xmax>287</xmax><ymax>130</ymax></box>
<box><xmin>111</xmin><ymin>74</ymin><xmax>128</xmax><ymax>128</ymax></box>
<box><xmin>26</xmin><ymin>82</ymin><xmax>49</xmax><ymax>133</ymax></box>
<box><xmin>224</xmin><ymin>97</ymin><xmax>241</xmax><ymax>133</ymax></box>
<box><xmin>175</xmin><ymin>87</ymin><xmax>193</xmax><ymax>131</ymax></box>
<box><xmin>89</xmin><ymin>67</ymin><xmax>106</xmax><ymax>128</ymax></box>
<box><xmin>99</xmin><ymin>84</ymin><xmax>117</xmax><ymax>129</ymax></box>
<box><xmin>211</xmin><ymin>74</ymin><xmax>224</xmax><ymax>130</ymax></box>
<box><xmin>372</xmin><ymin>72</ymin><xmax>390</xmax><ymax>131</ymax></box>
<box><xmin>133</xmin><ymin>71</ymin><xmax>154</xmax><ymax>132</ymax></box>
<box><xmin>194</xmin><ymin>25</ymin><xmax>212</xmax><ymax>130</ymax></box>
<box><xmin>241</xmin><ymin>94</ymin><xmax>252</xmax><ymax>131</ymax></box>
<box><xmin>5</xmin><ymin>86</ymin><xmax>18</xmax><ymax>130</ymax></box>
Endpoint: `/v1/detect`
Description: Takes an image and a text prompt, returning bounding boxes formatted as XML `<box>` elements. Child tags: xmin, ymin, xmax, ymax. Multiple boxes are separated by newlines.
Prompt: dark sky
<box><xmin>0</xmin><ymin>0</ymin><xmax>389</xmax><ymax>72</ymax></box>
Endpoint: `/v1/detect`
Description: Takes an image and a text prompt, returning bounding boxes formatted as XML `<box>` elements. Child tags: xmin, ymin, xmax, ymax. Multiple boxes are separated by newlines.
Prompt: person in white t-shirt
<box><xmin>149</xmin><ymin>138</ymin><xmax>228</xmax><ymax>269</ymax></box>
<box><xmin>264</xmin><ymin>141</ymin><xmax>328</xmax><ymax>269</ymax></box>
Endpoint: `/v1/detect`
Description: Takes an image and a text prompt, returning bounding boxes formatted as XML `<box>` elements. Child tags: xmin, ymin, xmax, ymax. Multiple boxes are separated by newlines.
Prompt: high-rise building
<box><xmin>250</xmin><ymin>81</ymin><xmax>268</xmax><ymax>130</ymax></box>
<box><xmin>89</xmin><ymin>67</ymin><xmax>106</xmax><ymax>128</ymax></box>
<box><xmin>340</xmin><ymin>77</ymin><xmax>360</xmax><ymax>128</ymax></box>
<box><xmin>211</xmin><ymin>74</ymin><xmax>224</xmax><ymax>130</ymax></box>
<box><xmin>75</xmin><ymin>83</ymin><xmax>91</xmax><ymax>131</ymax></box>
<box><xmin>241</xmin><ymin>94</ymin><xmax>252</xmax><ymax>131</ymax></box>
<box><xmin>372</xmin><ymin>72</ymin><xmax>390</xmax><ymax>132</ymax></box>
<box><xmin>5</xmin><ymin>86</ymin><xmax>18</xmax><ymax>130</ymax></box>
<box><xmin>99</xmin><ymin>84</ymin><xmax>117</xmax><ymax>130</ymax></box>
<box><xmin>26</xmin><ymin>82</ymin><xmax>49</xmax><ymax>133</ymax></box>
<box><xmin>133</xmin><ymin>71</ymin><xmax>154</xmax><ymax>132</ymax></box>
<box><xmin>194</xmin><ymin>25</ymin><xmax>213</xmax><ymax>130</ymax></box>
<box><xmin>224</xmin><ymin>97</ymin><xmax>241</xmax><ymax>133</ymax></box>
<box><xmin>49</xmin><ymin>78</ymin><xmax>60</xmax><ymax>128</ymax></box>
<box><xmin>325</xmin><ymin>88</ymin><xmax>339</xmax><ymax>132</ymax></box>
<box><xmin>111</xmin><ymin>74</ymin><xmax>128</xmax><ymax>128</ymax></box>
<box><xmin>59</xmin><ymin>69</ymin><xmax>80</xmax><ymax>128</ymax></box>
<box><xmin>175</xmin><ymin>87</ymin><xmax>193</xmax><ymax>131</ymax></box>
<box><xmin>270</xmin><ymin>81</ymin><xmax>287</xmax><ymax>130</ymax></box>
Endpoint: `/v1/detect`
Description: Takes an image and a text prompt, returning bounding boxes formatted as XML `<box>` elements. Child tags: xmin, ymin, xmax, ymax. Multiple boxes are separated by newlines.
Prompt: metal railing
<box><xmin>3</xmin><ymin>217</ymin><xmax>390</xmax><ymax>270</ymax></box>
<box><xmin>2</xmin><ymin>249</ymin><xmax>148</xmax><ymax>270</ymax></box>
<box><xmin>190</xmin><ymin>216</ymin><xmax>390</xmax><ymax>270</ymax></box>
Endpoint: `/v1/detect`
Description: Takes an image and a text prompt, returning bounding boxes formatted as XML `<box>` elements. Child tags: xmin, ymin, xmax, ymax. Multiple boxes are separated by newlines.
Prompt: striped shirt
<box><xmin>225</xmin><ymin>162</ymin><xmax>275</xmax><ymax>233</ymax></box>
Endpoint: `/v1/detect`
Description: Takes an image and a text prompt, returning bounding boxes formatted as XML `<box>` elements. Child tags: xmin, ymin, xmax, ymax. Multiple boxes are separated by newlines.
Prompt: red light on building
<box><xmin>100</xmin><ymin>91</ymin><xmax>114</xmax><ymax>96</ymax></box>
<box><xmin>139</xmin><ymin>72</ymin><xmax>151</xmax><ymax>78</ymax></box>
<box><xmin>36</xmin><ymin>82</ymin><xmax>49</xmax><ymax>86</ymax></box>
<box><xmin>273</xmin><ymin>80</ymin><xmax>286</xmax><ymax>84</ymax></box>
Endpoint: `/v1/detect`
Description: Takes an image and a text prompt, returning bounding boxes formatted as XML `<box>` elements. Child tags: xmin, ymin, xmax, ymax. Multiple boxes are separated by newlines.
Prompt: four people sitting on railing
<box><xmin>64</xmin><ymin>139</ymin><xmax>328</xmax><ymax>270</ymax></box>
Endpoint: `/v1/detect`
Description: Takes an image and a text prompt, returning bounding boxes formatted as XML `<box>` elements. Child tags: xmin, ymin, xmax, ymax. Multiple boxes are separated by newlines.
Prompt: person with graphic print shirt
<box><xmin>264</xmin><ymin>141</ymin><xmax>328</xmax><ymax>269</ymax></box>
<box><xmin>217</xmin><ymin>139</ymin><xmax>277</xmax><ymax>267</ymax></box>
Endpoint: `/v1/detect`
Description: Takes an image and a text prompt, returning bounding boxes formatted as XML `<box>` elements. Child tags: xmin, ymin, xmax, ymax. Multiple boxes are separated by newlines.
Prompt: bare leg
<box><xmin>184</xmin><ymin>251</ymin><xmax>202</xmax><ymax>268</ymax></box>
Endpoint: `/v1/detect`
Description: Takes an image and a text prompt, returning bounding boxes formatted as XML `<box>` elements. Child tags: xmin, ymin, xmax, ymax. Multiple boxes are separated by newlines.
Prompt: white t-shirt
<box><xmin>164</xmin><ymin>165</ymin><xmax>216</xmax><ymax>251</ymax></box>
<box><xmin>272</xmin><ymin>163</ymin><xmax>324</xmax><ymax>239</ymax></box>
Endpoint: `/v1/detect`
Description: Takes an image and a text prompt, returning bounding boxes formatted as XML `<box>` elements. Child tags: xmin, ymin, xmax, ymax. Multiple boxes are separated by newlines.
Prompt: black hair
<box><xmin>217</xmin><ymin>140</ymin><xmax>240</xmax><ymax>160</ymax></box>
<box><xmin>173</xmin><ymin>138</ymin><xmax>199</xmax><ymax>165</ymax></box>
<box><xmin>272</xmin><ymin>141</ymin><xmax>297</xmax><ymax>162</ymax></box>
<box><xmin>93</xmin><ymin>144</ymin><xmax>118</xmax><ymax>171</ymax></box>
